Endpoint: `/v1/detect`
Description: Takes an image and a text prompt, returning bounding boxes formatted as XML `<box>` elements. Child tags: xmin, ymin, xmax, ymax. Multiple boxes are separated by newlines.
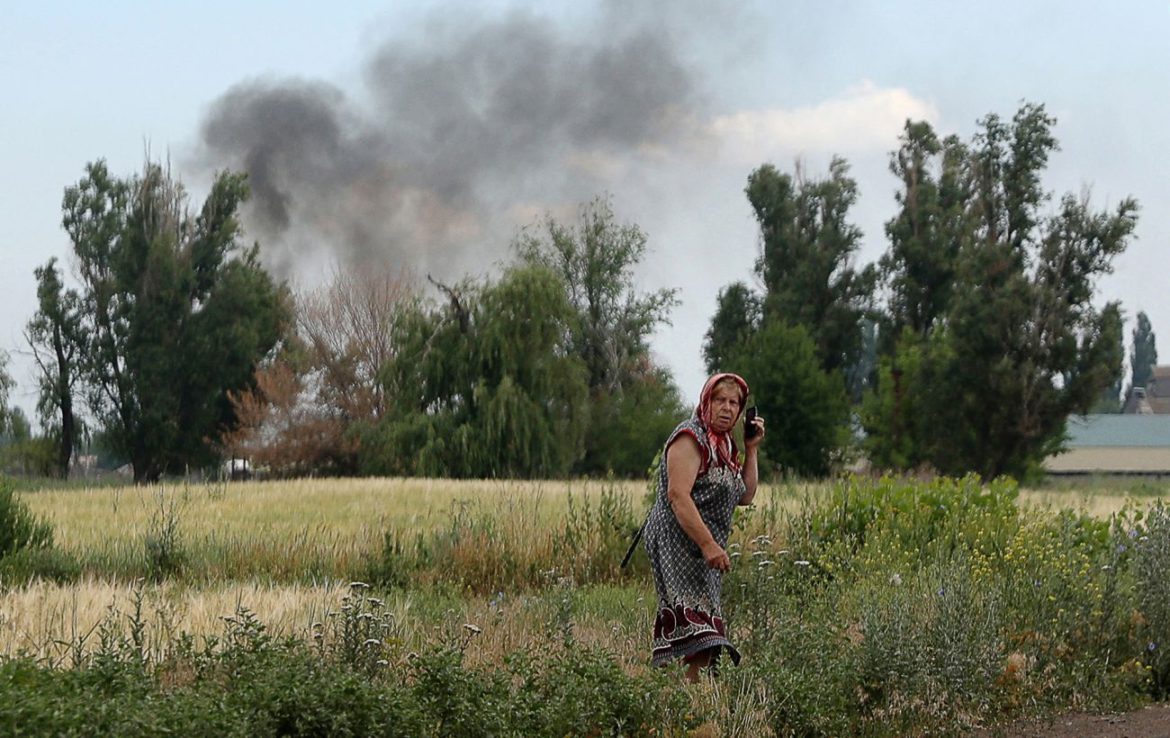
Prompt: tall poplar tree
<box><xmin>61</xmin><ymin>159</ymin><xmax>290</xmax><ymax>482</ymax></box>
<box><xmin>746</xmin><ymin>157</ymin><xmax>876</xmax><ymax>375</ymax></box>
<box><xmin>866</xmin><ymin>103</ymin><xmax>1137</xmax><ymax>479</ymax></box>
<box><xmin>1132</xmin><ymin>311</ymin><xmax>1158</xmax><ymax>391</ymax></box>
<box><xmin>25</xmin><ymin>258</ymin><xmax>83</xmax><ymax>477</ymax></box>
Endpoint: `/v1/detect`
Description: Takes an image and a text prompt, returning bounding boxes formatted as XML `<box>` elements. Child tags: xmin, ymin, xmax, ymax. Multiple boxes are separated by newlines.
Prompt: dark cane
<box><xmin>620</xmin><ymin>520</ymin><xmax>646</xmax><ymax>568</ymax></box>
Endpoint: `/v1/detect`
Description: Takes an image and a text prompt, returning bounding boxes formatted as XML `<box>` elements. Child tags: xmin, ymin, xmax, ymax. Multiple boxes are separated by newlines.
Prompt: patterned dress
<box><xmin>644</xmin><ymin>417</ymin><xmax>745</xmax><ymax>667</ymax></box>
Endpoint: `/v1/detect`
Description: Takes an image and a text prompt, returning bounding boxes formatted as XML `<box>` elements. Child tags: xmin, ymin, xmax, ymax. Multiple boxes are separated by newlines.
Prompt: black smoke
<box><xmin>195</xmin><ymin>8</ymin><xmax>707</xmax><ymax>280</ymax></box>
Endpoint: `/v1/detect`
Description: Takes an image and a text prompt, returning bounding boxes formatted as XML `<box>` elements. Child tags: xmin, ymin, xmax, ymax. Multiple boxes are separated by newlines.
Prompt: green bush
<box><xmin>1132</xmin><ymin>502</ymin><xmax>1170</xmax><ymax>697</ymax></box>
<box><xmin>0</xmin><ymin>546</ymin><xmax>80</xmax><ymax>585</ymax></box>
<box><xmin>0</xmin><ymin>477</ymin><xmax>54</xmax><ymax>558</ymax></box>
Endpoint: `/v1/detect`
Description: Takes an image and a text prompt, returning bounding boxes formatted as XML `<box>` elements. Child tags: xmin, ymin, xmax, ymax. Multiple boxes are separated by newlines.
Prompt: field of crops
<box><xmin>2</xmin><ymin>474</ymin><xmax>1170</xmax><ymax>736</ymax></box>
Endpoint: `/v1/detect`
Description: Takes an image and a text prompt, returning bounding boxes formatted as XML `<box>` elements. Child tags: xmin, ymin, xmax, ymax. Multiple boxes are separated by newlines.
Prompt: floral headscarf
<box><xmin>694</xmin><ymin>372</ymin><xmax>750</xmax><ymax>472</ymax></box>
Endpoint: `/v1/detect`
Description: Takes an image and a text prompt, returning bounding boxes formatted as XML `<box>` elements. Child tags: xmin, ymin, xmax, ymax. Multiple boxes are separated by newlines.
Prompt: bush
<box><xmin>0</xmin><ymin>546</ymin><xmax>80</xmax><ymax>585</ymax></box>
<box><xmin>1132</xmin><ymin>502</ymin><xmax>1170</xmax><ymax>697</ymax></box>
<box><xmin>0</xmin><ymin>476</ymin><xmax>53</xmax><ymax>558</ymax></box>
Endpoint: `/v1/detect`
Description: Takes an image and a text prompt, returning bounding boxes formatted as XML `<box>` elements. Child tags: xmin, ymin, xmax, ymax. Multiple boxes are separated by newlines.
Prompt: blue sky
<box><xmin>2</xmin><ymin>1</ymin><xmax>1167</xmax><ymax>416</ymax></box>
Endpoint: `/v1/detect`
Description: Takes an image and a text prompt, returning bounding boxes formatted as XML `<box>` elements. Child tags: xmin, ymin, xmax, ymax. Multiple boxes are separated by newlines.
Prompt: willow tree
<box><xmin>367</xmin><ymin>264</ymin><xmax>589</xmax><ymax>478</ymax></box>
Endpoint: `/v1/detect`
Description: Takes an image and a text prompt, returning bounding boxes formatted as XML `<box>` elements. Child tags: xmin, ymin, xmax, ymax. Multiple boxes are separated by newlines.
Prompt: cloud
<box><xmin>709</xmin><ymin>81</ymin><xmax>939</xmax><ymax>165</ymax></box>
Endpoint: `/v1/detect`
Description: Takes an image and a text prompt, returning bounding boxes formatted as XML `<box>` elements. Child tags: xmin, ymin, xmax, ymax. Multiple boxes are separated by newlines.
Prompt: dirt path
<box><xmin>971</xmin><ymin>704</ymin><xmax>1170</xmax><ymax>737</ymax></box>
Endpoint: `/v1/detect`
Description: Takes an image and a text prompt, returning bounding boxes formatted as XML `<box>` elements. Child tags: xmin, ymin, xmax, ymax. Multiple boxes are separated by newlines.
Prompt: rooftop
<box><xmin>1066</xmin><ymin>414</ymin><xmax>1170</xmax><ymax>447</ymax></box>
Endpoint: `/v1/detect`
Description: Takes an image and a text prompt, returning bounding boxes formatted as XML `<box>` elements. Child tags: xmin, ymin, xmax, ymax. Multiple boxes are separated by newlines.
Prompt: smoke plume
<box><xmin>196</xmin><ymin>8</ymin><xmax>707</xmax><ymax>281</ymax></box>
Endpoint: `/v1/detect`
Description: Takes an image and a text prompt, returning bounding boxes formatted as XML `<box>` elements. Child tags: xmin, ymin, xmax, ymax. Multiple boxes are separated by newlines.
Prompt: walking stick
<box><xmin>620</xmin><ymin>519</ymin><xmax>646</xmax><ymax>568</ymax></box>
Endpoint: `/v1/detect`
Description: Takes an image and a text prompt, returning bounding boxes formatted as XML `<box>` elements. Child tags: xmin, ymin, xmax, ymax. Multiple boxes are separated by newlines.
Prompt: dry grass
<box><xmin>0</xmin><ymin>577</ymin><xmax>655</xmax><ymax>670</ymax></box>
<box><xmin>17</xmin><ymin>477</ymin><xmax>1163</xmax><ymax>581</ymax></box>
<box><xmin>24</xmin><ymin>478</ymin><xmax>645</xmax><ymax>554</ymax></box>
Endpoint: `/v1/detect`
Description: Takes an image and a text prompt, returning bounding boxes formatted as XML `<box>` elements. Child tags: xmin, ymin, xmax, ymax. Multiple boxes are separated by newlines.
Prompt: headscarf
<box><xmin>694</xmin><ymin>372</ymin><xmax>750</xmax><ymax>472</ymax></box>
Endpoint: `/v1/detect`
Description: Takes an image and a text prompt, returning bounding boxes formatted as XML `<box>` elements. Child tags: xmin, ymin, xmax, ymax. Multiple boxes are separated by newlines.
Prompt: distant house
<box><xmin>1045</xmin><ymin>414</ymin><xmax>1170</xmax><ymax>475</ymax></box>
<box><xmin>1122</xmin><ymin>365</ymin><xmax>1170</xmax><ymax>414</ymax></box>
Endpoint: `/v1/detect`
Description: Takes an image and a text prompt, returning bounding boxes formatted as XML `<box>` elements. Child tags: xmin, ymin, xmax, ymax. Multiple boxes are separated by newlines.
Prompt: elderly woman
<box><xmin>643</xmin><ymin>372</ymin><xmax>764</xmax><ymax>681</ymax></box>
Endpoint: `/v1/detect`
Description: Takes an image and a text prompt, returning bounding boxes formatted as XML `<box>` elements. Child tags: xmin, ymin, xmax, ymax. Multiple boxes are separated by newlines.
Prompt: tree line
<box><xmin>0</xmin><ymin>101</ymin><xmax>1156</xmax><ymax>482</ymax></box>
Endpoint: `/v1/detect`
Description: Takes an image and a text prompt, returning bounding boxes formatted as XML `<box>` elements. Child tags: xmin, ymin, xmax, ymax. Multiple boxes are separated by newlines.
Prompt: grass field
<box><xmin>5</xmin><ymin>474</ymin><xmax>1170</xmax><ymax>736</ymax></box>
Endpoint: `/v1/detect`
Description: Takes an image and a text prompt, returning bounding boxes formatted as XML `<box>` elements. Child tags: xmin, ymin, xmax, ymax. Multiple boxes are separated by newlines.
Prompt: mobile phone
<box><xmin>744</xmin><ymin>406</ymin><xmax>759</xmax><ymax>439</ymax></box>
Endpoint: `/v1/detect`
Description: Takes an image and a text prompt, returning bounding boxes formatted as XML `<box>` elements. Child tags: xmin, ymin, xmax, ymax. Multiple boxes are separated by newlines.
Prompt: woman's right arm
<box><xmin>666</xmin><ymin>435</ymin><xmax>731</xmax><ymax>571</ymax></box>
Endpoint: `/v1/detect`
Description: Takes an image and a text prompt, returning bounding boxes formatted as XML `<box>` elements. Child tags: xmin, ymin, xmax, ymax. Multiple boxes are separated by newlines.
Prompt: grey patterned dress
<box><xmin>644</xmin><ymin>417</ymin><xmax>745</xmax><ymax>666</ymax></box>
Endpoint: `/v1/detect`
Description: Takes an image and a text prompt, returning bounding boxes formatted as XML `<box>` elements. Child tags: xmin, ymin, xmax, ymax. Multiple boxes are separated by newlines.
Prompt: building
<box><xmin>1045</xmin><ymin>414</ymin><xmax>1170</xmax><ymax>475</ymax></box>
<box><xmin>1122</xmin><ymin>365</ymin><xmax>1170</xmax><ymax>414</ymax></box>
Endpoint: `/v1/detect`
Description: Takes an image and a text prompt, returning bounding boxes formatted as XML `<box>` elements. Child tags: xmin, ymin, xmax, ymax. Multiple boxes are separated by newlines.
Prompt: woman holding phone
<box><xmin>642</xmin><ymin>372</ymin><xmax>765</xmax><ymax>681</ymax></box>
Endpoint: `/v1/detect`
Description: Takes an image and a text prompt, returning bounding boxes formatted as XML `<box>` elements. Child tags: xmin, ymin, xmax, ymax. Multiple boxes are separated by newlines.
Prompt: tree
<box><xmin>0</xmin><ymin>351</ymin><xmax>16</xmax><ymax>440</ymax></box>
<box><xmin>880</xmin><ymin>121</ymin><xmax>970</xmax><ymax>341</ymax></box>
<box><xmin>1132</xmin><ymin>311</ymin><xmax>1158</xmax><ymax>391</ymax></box>
<box><xmin>702</xmin><ymin>281</ymin><xmax>761</xmax><ymax>374</ymax></box>
<box><xmin>367</xmin><ymin>265</ymin><xmax>590</xmax><ymax>478</ymax></box>
<box><xmin>865</xmin><ymin>103</ymin><xmax>1137</xmax><ymax>479</ymax></box>
<box><xmin>724</xmin><ymin>321</ymin><xmax>850</xmax><ymax>477</ymax></box>
<box><xmin>25</xmin><ymin>258</ymin><xmax>84</xmax><ymax>477</ymax></box>
<box><xmin>61</xmin><ymin>159</ymin><xmax>290</xmax><ymax>482</ymax></box>
<box><xmin>515</xmin><ymin>197</ymin><xmax>678</xmax><ymax>394</ymax></box>
<box><xmin>514</xmin><ymin>197</ymin><xmax>683</xmax><ymax>475</ymax></box>
<box><xmin>298</xmin><ymin>264</ymin><xmax>416</xmax><ymax>424</ymax></box>
<box><xmin>1090</xmin><ymin>322</ymin><xmax>1125</xmax><ymax>413</ymax></box>
<box><xmin>746</xmin><ymin>158</ymin><xmax>877</xmax><ymax>376</ymax></box>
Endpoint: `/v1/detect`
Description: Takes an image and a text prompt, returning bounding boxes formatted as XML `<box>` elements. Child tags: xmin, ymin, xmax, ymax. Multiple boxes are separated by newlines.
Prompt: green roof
<box><xmin>1066</xmin><ymin>414</ymin><xmax>1170</xmax><ymax>447</ymax></box>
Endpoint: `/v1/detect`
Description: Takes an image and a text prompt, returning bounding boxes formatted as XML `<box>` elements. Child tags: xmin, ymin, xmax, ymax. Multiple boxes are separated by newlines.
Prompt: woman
<box><xmin>643</xmin><ymin>372</ymin><xmax>764</xmax><ymax>681</ymax></box>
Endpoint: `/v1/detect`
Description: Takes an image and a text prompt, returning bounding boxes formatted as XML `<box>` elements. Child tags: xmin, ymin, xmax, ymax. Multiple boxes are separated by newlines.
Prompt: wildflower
<box><xmin>794</xmin><ymin>560</ymin><xmax>811</xmax><ymax>567</ymax></box>
<box><xmin>463</xmin><ymin>623</ymin><xmax>483</xmax><ymax>635</ymax></box>
<box><xmin>376</xmin><ymin>659</ymin><xmax>389</xmax><ymax>666</ymax></box>
<box><xmin>757</xmin><ymin>559</ymin><xmax>774</xmax><ymax>568</ymax></box>
<box><xmin>349</xmin><ymin>581</ymin><xmax>371</xmax><ymax>590</ymax></box>
<box><xmin>368</xmin><ymin>598</ymin><xmax>384</xmax><ymax>608</ymax></box>
<box><xmin>889</xmin><ymin>573</ymin><xmax>902</xmax><ymax>586</ymax></box>
<box><xmin>1149</xmin><ymin>642</ymin><xmax>1158</xmax><ymax>652</ymax></box>
<box><xmin>364</xmin><ymin>638</ymin><xmax>381</xmax><ymax>647</ymax></box>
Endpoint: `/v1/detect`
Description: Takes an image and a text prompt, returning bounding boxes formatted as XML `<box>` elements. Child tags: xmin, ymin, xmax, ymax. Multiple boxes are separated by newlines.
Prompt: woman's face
<box><xmin>707</xmin><ymin>382</ymin><xmax>743</xmax><ymax>434</ymax></box>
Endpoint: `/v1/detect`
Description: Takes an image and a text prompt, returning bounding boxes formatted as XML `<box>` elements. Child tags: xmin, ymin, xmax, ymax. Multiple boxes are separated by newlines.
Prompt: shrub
<box><xmin>1132</xmin><ymin>502</ymin><xmax>1170</xmax><ymax>697</ymax></box>
<box><xmin>0</xmin><ymin>476</ymin><xmax>53</xmax><ymax>558</ymax></box>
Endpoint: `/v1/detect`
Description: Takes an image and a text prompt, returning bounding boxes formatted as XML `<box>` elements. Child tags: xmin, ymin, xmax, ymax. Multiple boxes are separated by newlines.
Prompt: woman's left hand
<box><xmin>745</xmin><ymin>414</ymin><xmax>765</xmax><ymax>450</ymax></box>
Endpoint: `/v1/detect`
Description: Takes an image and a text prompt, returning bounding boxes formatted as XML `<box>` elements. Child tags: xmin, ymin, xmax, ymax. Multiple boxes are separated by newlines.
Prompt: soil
<box><xmin>970</xmin><ymin>703</ymin><xmax>1170</xmax><ymax>738</ymax></box>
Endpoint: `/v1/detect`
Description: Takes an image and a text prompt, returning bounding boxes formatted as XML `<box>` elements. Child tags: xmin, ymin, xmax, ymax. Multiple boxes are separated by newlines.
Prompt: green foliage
<box><xmin>366</xmin><ymin>485</ymin><xmax>642</xmax><ymax>593</ymax></box>
<box><xmin>746</xmin><ymin>157</ymin><xmax>877</xmax><ymax>376</ymax></box>
<box><xmin>0</xmin><ymin>588</ymin><xmax>692</xmax><ymax>738</ymax></box>
<box><xmin>514</xmin><ymin>197</ymin><xmax>684</xmax><ymax>476</ymax></box>
<box><xmin>880</xmin><ymin>120</ymin><xmax>969</xmax><ymax>339</ymax></box>
<box><xmin>1132</xmin><ymin>502</ymin><xmax>1170</xmax><ymax>697</ymax></box>
<box><xmin>805</xmin><ymin>474</ymin><xmax>1020</xmax><ymax>558</ymax></box>
<box><xmin>868</xmin><ymin>103</ymin><xmax>1138</xmax><ymax>478</ymax></box>
<box><xmin>724</xmin><ymin>321</ymin><xmax>851</xmax><ymax>476</ymax></box>
<box><xmin>702</xmin><ymin>280</ymin><xmax>761</xmax><ymax>374</ymax></box>
<box><xmin>0</xmin><ymin>477</ymin><xmax>54</xmax><ymax>559</ymax></box>
<box><xmin>26</xmin><ymin>257</ymin><xmax>85</xmax><ymax>478</ymax></box>
<box><xmin>582</xmin><ymin>366</ymin><xmax>687</xmax><ymax>477</ymax></box>
<box><xmin>61</xmin><ymin>159</ymin><xmax>291</xmax><ymax>482</ymax></box>
<box><xmin>1131</xmin><ymin>310</ymin><xmax>1158</xmax><ymax>392</ymax></box>
<box><xmin>0</xmin><ymin>545</ymin><xmax>81</xmax><ymax>585</ymax></box>
<box><xmin>369</xmin><ymin>265</ymin><xmax>589</xmax><ymax>478</ymax></box>
<box><xmin>514</xmin><ymin>196</ymin><xmax>679</xmax><ymax>394</ymax></box>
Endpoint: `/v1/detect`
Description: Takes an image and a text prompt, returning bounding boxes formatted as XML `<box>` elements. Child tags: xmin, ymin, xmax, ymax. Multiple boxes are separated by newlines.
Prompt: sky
<box><xmin>2</xmin><ymin>0</ymin><xmax>1167</xmax><ymax>418</ymax></box>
